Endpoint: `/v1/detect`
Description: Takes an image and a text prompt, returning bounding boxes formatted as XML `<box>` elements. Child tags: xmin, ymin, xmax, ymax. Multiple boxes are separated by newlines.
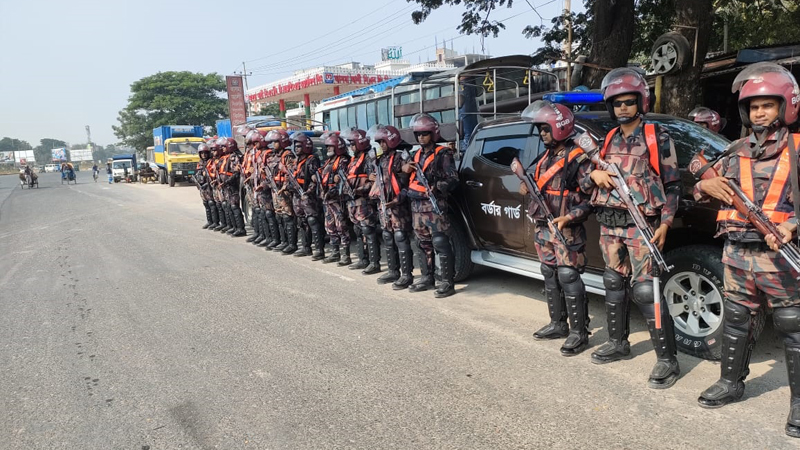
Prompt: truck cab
<box><xmin>111</xmin><ymin>154</ymin><xmax>138</xmax><ymax>182</ymax></box>
<box><xmin>153</xmin><ymin>125</ymin><xmax>204</xmax><ymax>187</ymax></box>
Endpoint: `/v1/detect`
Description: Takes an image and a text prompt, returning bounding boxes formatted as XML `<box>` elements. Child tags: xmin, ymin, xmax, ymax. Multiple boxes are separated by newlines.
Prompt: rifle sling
<box><xmin>789</xmin><ymin>133</ymin><xmax>800</xmax><ymax>246</ymax></box>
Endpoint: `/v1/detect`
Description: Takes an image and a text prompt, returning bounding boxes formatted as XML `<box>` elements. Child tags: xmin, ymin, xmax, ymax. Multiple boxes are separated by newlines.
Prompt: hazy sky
<box><xmin>0</xmin><ymin>0</ymin><xmax>569</xmax><ymax>148</ymax></box>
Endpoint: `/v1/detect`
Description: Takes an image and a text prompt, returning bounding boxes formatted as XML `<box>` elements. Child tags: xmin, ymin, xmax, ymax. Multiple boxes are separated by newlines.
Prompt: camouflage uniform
<box><xmin>344</xmin><ymin>151</ymin><xmax>377</xmax><ymax>268</ymax></box>
<box><xmin>274</xmin><ymin>149</ymin><xmax>299</xmax><ymax>254</ymax></box>
<box><xmin>320</xmin><ymin>154</ymin><xmax>352</xmax><ymax>264</ymax></box>
<box><xmin>407</xmin><ymin>145</ymin><xmax>459</xmax><ymax>294</ymax></box>
<box><xmin>526</xmin><ymin>141</ymin><xmax>593</xmax><ymax>353</ymax></box>
<box><xmin>210</xmin><ymin>155</ymin><xmax>230</xmax><ymax>232</ymax></box>
<box><xmin>195</xmin><ymin>157</ymin><xmax>218</xmax><ymax>229</ymax></box>
<box><xmin>220</xmin><ymin>151</ymin><xmax>246</xmax><ymax>236</ymax></box>
<box><xmin>370</xmin><ymin>149</ymin><xmax>413</xmax><ymax>287</ymax></box>
<box><xmin>290</xmin><ymin>153</ymin><xmax>323</xmax><ymax>257</ymax></box>
<box><xmin>580</xmin><ymin>121</ymin><xmax>681</xmax><ymax>383</ymax></box>
<box><xmin>693</xmin><ymin>130</ymin><xmax>800</xmax><ymax>418</ymax></box>
<box><xmin>260</xmin><ymin>148</ymin><xmax>286</xmax><ymax>249</ymax></box>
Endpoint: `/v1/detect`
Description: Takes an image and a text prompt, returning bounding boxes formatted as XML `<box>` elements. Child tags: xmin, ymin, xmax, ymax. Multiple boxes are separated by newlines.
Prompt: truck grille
<box><xmin>172</xmin><ymin>162</ymin><xmax>196</xmax><ymax>171</ymax></box>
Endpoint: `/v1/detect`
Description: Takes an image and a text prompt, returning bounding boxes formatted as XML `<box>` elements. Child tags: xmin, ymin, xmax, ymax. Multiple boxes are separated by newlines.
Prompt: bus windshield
<box><xmin>168</xmin><ymin>142</ymin><xmax>201</xmax><ymax>154</ymax></box>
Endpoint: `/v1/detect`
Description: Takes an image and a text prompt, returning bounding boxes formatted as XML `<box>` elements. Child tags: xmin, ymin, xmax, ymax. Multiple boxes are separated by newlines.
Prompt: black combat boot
<box><xmin>362</xmin><ymin>227</ymin><xmax>382</xmax><ymax>275</ymax></box>
<box><xmin>349</xmin><ymin>236</ymin><xmax>369</xmax><ymax>270</ymax></box>
<box><xmin>293</xmin><ymin>221</ymin><xmax>312</xmax><ymax>257</ymax></box>
<box><xmin>533</xmin><ymin>264</ymin><xmax>569</xmax><ymax>339</ymax></box>
<box><xmin>645</xmin><ymin>312</ymin><xmax>681</xmax><ymax>389</ymax></box>
<box><xmin>230</xmin><ymin>204</ymin><xmax>247</xmax><ymax>237</ymax></box>
<box><xmin>377</xmin><ymin>230</ymin><xmax>400</xmax><ymax>284</ymax></box>
<box><xmin>591</xmin><ymin>271</ymin><xmax>632</xmax><ymax>364</ymax></box>
<box><xmin>338</xmin><ymin>241</ymin><xmax>353</xmax><ymax>266</ymax></box>
<box><xmin>247</xmin><ymin>207</ymin><xmax>261</xmax><ymax>243</ymax></box>
<box><xmin>255</xmin><ymin>210</ymin><xmax>270</xmax><ymax>246</ymax></box>
<box><xmin>323</xmin><ymin>238</ymin><xmax>340</xmax><ymax>264</ymax></box>
<box><xmin>785</xmin><ymin>342</ymin><xmax>800</xmax><ymax>438</ymax></box>
<box><xmin>213</xmin><ymin>202</ymin><xmax>225</xmax><ymax>231</ymax></box>
<box><xmin>222</xmin><ymin>202</ymin><xmax>234</xmax><ymax>233</ymax></box>
<box><xmin>698</xmin><ymin>303</ymin><xmax>760</xmax><ymax>408</ymax></box>
<box><xmin>208</xmin><ymin>201</ymin><xmax>220</xmax><ymax>230</ymax></box>
<box><xmin>216</xmin><ymin>202</ymin><xmax>229</xmax><ymax>232</ymax></box>
<box><xmin>392</xmin><ymin>231</ymin><xmax>414</xmax><ymax>290</ymax></box>
<box><xmin>202</xmin><ymin>201</ymin><xmax>213</xmax><ymax>229</ymax></box>
<box><xmin>559</xmin><ymin>267</ymin><xmax>590</xmax><ymax>356</ymax></box>
<box><xmin>433</xmin><ymin>233</ymin><xmax>455</xmax><ymax>298</ymax></box>
<box><xmin>408</xmin><ymin>249</ymin><xmax>435</xmax><ymax>293</ymax></box>
<box><xmin>281</xmin><ymin>216</ymin><xmax>298</xmax><ymax>254</ymax></box>
<box><xmin>268</xmin><ymin>213</ymin><xmax>285</xmax><ymax>250</ymax></box>
<box><xmin>310</xmin><ymin>217</ymin><xmax>326</xmax><ymax>261</ymax></box>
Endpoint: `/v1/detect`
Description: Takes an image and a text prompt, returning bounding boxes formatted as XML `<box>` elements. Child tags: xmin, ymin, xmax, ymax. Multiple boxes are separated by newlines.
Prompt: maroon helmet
<box><xmin>198</xmin><ymin>142</ymin><xmax>211</xmax><ymax>160</ymax></box>
<box><xmin>409</xmin><ymin>113</ymin><xmax>441</xmax><ymax>142</ymax></box>
<box><xmin>216</xmin><ymin>137</ymin><xmax>238</xmax><ymax>154</ymax></box>
<box><xmin>688</xmin><ymin>107</ymin><xmax>724</xmax><ymax>133</ymax></box>
<box><xmin>732</xmin><ymin>62</ymin><xmax>800</xmax><ymax>127</ymax></box>
<box><xmin>265</xmin><ymin>129</ymin><xmax>291</xmax><ymax>149</ymax></box>
<box><xmin>245</xmin><ymin>129</ymin><xmax>266</xmax><ymax>146</ymax></box>
<box><xmin>208</xmin><ymin>137</ymin><xmax>222</xmax><ymax>154</ymax></box>
<box><xmin>601</xmin><ymin>67</ymin><xmax>650</xmax><ymax>121</ymax></box>
<box><xmin>371</xmin><ymin>124</ymin><xmax>402</xmax><ymax>149</ymax></box>
<box><xmin>341</xmin><ymin>127</ymin><xmax>370</xmax><ymax>152</ymax></box>
<box><xmin>521</xmin><ymin>100</ymin><xmax>575</xmax><ymax>142</ymax></box>
<box><xmin>290</xmin><ymin>132</ymin><xmax>314</xmax><ymax>156</ymax></box>
<box><xmin>323</xmin><ymin>132</ymin><xmax>347</xmax><ymax>156</ymax></box>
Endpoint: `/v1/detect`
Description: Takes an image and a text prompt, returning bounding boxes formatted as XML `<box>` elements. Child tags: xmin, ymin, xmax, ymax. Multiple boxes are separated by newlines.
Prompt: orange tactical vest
<box><xmin>716</xmin><ymin>134</ymin><xmax>800</xmax><ymax>225</ymax></box>
<box><xmin>294</xmin><ymin>156</ymin><xmax>309</xmax><ymax>185</ymax></box>
<box><xmin>408</xmin><ymin>146</ymin><xmax>446</xmax><ymax>193</ymax></box>
<box><xmin>534</xmin><ymin>147</ymin><xmax>584</xmax><ymax>196</ymax></box>
<box><xmin>600</xmin><ymin>123</ymin><xmax>661</xmax><ymax>176</ymax></box>
<box><xmin>387</xmin><ymin>153</ymin><xmax>401</xmax><ymax>196</ymax></box>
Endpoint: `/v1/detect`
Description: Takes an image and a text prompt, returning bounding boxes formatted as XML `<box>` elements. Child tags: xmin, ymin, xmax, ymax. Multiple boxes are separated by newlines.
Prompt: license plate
<box><xmin>176</xmin><ymin>171</ymin><xmax>183</xmax><ymax>175</ymax></box>
<box><xmin>188</xmin><ymin>171</ymin><xmax>195</xmax><ymax>175</ymax></box>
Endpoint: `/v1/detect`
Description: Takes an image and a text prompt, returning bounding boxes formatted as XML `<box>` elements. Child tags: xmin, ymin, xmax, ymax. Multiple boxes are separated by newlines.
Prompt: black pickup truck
<box><xmin>446</xmin><ymin>111</ymin><xmax>731</xmax><ymax>360</ymax></box>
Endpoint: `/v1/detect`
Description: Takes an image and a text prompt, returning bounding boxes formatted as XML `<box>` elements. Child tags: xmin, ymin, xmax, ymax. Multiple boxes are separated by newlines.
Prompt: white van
<box><xmin>44</xmin><ymin>164</ymin><xmax>59</xmax><ymax>173</ymax></box>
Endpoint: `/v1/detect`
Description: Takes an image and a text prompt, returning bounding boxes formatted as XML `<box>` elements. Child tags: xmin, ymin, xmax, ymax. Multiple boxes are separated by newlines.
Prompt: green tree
<box><xmin>256</xmin><ymin>102</ymin><xmax>300</xmax><ymax>117</ymax></box>
<box><xmin>113</xmin><ymin>71</ymin><xmax>228</xmax><ymax>152</ymax></box>
<box><xmin>0</xmin><ymin>137</ymin><xmax>33</xmax><ymax>152</ymax></box>
<box><xmin>710</xmin><ymin>0</ymin><xmax>800</xmax><ymax>52</ymax></box>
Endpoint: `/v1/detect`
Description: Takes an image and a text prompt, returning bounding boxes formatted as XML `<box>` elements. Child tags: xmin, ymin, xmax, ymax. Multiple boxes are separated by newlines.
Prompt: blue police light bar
<box><xmin>542</xmin><ymin>92</ymin><xmax>604</xmax><ymax>105</ymax></box>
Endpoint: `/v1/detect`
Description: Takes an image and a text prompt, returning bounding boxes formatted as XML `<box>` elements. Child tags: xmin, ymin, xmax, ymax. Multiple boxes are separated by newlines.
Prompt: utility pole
<box><xmin>234</xmin><ymin>62</ymin><xmax>253</xmax><ymax>114</ymax></box>
<box><xmin>565</xmin><ymin>0</ymin><xmax>573</xmax><ymax>90</ymax></box>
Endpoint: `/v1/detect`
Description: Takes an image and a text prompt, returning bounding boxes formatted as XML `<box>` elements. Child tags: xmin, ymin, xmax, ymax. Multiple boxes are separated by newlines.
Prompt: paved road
<box><xmin>0</xmin><ymin>173</ymin><xmax>795</xmax><ymax>449</ymax></box>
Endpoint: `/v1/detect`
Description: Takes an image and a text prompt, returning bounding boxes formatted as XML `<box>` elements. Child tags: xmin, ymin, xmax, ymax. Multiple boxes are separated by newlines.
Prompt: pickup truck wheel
<box><xmin>159</xmin><ymin>169</ymin><xmax>166</xmax><ymax>184</ymax></box>
<box><xmin>168</xmin><ymin>174</ymin><xmax>175</xmax><ymax>187</ymax></box>
<box><xmin>663</xmin><ymin>245</ymin><xmax>724</xmax><ymax>361</ymax></box>
<box><xmin>450</xmin><ymin>217</ymin><xmax>474</xmax><ymax>283</ymax></box>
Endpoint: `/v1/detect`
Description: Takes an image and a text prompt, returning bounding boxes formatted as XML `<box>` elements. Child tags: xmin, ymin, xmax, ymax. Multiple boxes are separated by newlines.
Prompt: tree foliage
<box><xmin>34</xmin><ymin>138</ymin><xmax>68</xmax><ymax>163</ymax></box>
<box><xmin>0</xmin><ymin>137</ymin><xmax>33</xmax><ymax>152</ymax></box>
<box><xmin>409</xmin><ymin>0</ymin><xmax>513</xmax><ymax>37</ymax></box>
<box><xmin>113</xmin><ymin>72</ymin><xmax>228</xmax><ymax>152</ymax></box>
<box><xmin>257</xmin><ymin>102</ymin><xmax>300</xmax><ymax>117</ymax></box>
<box><xmin>709</xmin><ymin>0</ymin><xmax>800</xmax><ymax>53</ymax></box>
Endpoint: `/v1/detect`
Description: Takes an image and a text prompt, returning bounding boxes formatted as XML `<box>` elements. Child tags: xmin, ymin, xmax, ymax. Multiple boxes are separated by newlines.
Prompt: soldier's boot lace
<box><xmin>561</xmin><ymin>293</ymin><xmax>590</xmax><ymax>356</ymax></box>
<box><xmin>645</xmin><ymin>315</ymin><xmax>680</xmax><ymax>389</ymax></box>
<box><xmin>392</xmin><ymin>243</ymin><xmax>414</xmax><ymax>290</ymax></box>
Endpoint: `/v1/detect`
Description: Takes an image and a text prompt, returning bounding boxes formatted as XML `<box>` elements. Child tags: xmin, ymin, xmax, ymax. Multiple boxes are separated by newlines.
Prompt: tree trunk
<box><xmin>581</xmin><ymin>0</ymin><xmax>635</xmax><ymax>88</ymax></box>
<box><xmin>661</xmin><ymin>0</ymin><xmax>715</xmax><ymax>117</ymax></box>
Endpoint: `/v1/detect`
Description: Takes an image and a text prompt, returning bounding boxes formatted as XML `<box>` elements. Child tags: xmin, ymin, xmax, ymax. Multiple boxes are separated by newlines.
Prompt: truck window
<box><xmin>168</xmin><ymin>142</ymin><xmax>200</xmax><ymax>154</ymax></box>
<box><xmin>480</xmin><ymin>136</ymin><xmax>527</xmax><ymax>166</ymax></box>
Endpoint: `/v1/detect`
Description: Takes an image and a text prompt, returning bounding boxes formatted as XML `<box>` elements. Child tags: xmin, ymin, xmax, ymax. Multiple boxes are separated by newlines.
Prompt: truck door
<box><xmin>459</xmin><ymin>123</ymin><xmax>534</xmax><ymax>252</ymax></box>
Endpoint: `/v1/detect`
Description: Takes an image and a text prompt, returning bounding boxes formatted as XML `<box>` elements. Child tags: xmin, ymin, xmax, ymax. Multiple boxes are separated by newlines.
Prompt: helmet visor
<box><xmin>732</xmin><ymin>62</ymin><xmax>797</xmax><ymax>93</ymax></box>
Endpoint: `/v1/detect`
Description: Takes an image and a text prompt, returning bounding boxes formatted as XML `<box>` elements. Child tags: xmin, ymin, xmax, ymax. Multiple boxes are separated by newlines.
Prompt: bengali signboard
<box><xmin>0</xmin><ymin>151</ymin><xmax>13</xmax><ymax>164</ymax></box>
<box><xmin>52</xmin><ymin>147</ymin><xmax>67</xmax><ymax>161</ymax></box>
<box><xmin>15</xmin><ymin>150</ymin><xmax>35</xmax><ymax>164</ymax></box>
<box><xmin>70</xmin><ymin>148</ymin><xmax>93</xmax><ymax>161</ymax></box>
<box><xmin>226</xmin><ymin>75</ymin><xmax>248</xmax><ymax>127</ymax></box>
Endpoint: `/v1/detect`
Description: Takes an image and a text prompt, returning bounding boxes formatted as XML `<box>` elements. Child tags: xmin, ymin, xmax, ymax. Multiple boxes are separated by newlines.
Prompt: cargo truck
<box><xmin>111</xmin><ymin>153</ymin><xmax>138</xmax><ymax>183</ymax></box>
<box><xmin>153</xmin><ymin>125</ymin><xmax>204</xmax><ymax>187</ymax></box>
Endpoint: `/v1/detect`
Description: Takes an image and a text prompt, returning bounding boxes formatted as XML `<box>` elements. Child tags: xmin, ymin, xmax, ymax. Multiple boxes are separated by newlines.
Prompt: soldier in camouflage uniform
<box><xmin>263</xmin><ymin>129</ymin><xmax>292</xmax><ymax>250</ymax></box>
<box><xmin>367</xmin><ymin>124</ymin><xmax>415</xmax><ymax>289</ymax></box>
<box><xmin>243</xmin><ymin>130</ymin><xmax>266</xmax><ymax>245</ymax></box>
<box><xmin>195</xmin><ymin>142</ymin><xmax>219</xmax><ymax>230</ymax></box>
<box><xmin>270</xmin><ymin>130</ymin><xmax>299</xmax><ymax>254</ymax></box>
<box><xmin>518</xmin><ymin>101</ymin><xmax>593</xmax><ymax>355</ymax></box>
<box><xmin>287</xmin><ymin>133</ymin><xmax>324</xmax><ymax>260</ymax></box>
<box><xmin>691</xmin><ymin>63</ymin><xmax>800</xmax><ymax>439</ymax></box>
<box><xmin>208</xmin><ymin>139</ymin><xmax>230</xmax><ymax>233</ymax></box>
<box><xmin>580</xmin><ymin>68</ymin><xmax>681</xmax><ymax>389</ymax></box>
<box><xmin>402</xmin><ymin>113</ymin><xmax>459</xmax><ymax>298</ymax></box>
<box><xmin>320</xmin><ymin>133</ymin><xmax>353</xmax><ymax>265</ymax></box>
<box><xmin>341</xmin><ymin>127</ymin><xmax>381</xmax><ymax>275</ymax></box>
<box><xmin>217</xmin><ymin>137</ymin><xmax>247</xmax><ymax>237</ymax></box>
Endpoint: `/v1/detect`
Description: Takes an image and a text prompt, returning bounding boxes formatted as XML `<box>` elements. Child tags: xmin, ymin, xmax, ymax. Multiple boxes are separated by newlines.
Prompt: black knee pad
<box><xmin>307</xmin><ymin>215</ymin><xmax>318</xmax><ymax>227</ymax></box>
<box><xmin>382</xmin><ymin>229</ymin><xmax>394</xmax><ymax>244</ymax></box>
<box><xmin>603</xmin><ymin>268</ymin><xmax>625</xmax><ymax>292</ymax></box>
<box><xmin>631</xmin><ymin>281</ymin><xmax>654</xmax><ymax>306</ymax></box>
<box><xmin>265</xmin><ymin>210</ymin><xmax>275</xmax><ymax>219</ymax></box>
<box><xmin>541</xmin><ymin>263</ymin><xmax>556</xmax><ymax>280</ymax></box>
<box><xmin>432</xmin><ymin>232</ymin><xmax>449</xmax><ymax>253</ymax></box>
<box><xmin>724</xmin><ymin>301</ymin><xmax>752</xmax><ymax>327</ymax></box>
<box><xmin>774</xmin><ymin>307</ymin><xmax>800</xmax><ymax>344</ymax></box>
<box><xmin>361</xmin><ymin>225</ymin><xmax>375</xmax><ymax>236</ymax></box>
<box><xmin>557</xmin><ymin>266</ymin><xmax>580</xmax><ymax>284</ymax></box>
<box><xmin>353</xmin><ymin>226</ymin><xmax>363</xmax><ymax>238</ymax></box>
<box><xmin>394</xmin><ymin>230</ymin><xmax>409</xmax><ymax>244</ymax></box>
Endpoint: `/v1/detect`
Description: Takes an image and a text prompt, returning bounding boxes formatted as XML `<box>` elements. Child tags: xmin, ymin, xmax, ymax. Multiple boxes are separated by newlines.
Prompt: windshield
<box><xmin>168</xmin><ymin>142</ymin><xmax>201</xmax><ymax>154</ymax></box>
<box><xmin>112</xmin><ymin>161</ymin><xmax>132</xmax><ymax>170</ymax></box>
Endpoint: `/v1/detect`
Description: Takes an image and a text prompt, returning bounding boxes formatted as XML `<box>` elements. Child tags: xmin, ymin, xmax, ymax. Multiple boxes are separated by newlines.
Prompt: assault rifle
<box><xmin>260</xmin><ymin>158</ymin><xmax>280</xmax><ymax>193</ymax></box>
<box><xmin>279</xmin><ymin>162</ymin><xmax>305</xmax><ymax>196</ymax></box>
<box><xmin>337</xmin><ymin>166</ymin><xmax>355</xmax><ymax>199</ymax></box>
<box><xmin>577</xmin><ymin>132</ymin><xmax>672</xmax><ymax>329</ymax></box>
<box><xmin>509</xmin><ymin>157</ymin><xmax>567</xmax><ymax>246</ymax></box>
<box><xmin>367</xmin><ymin>149</ymin><xmax>388</xmax><ymax>228</ymax></box>
<box><xmin>691</xmin><ymin>151</ymin><xmax>800</xmax><ymax>279</ymax></box>
<box><xmin>407</xmin><ymin>151</ymin><xmax>441</xmax><ymax>215</ymax></box>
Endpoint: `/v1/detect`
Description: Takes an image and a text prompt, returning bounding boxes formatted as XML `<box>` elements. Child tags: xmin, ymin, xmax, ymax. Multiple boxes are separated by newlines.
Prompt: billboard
<box><xmin>0</xmin><ymin>151</ymin><xmax>13</xmax><ymax>164</ymax></box>
<box><xmin>52</xmin><ymin>147</ymin><xmax>67</xmax><ymax>161</ymax></box>
<box><xmin>226</xmin><ymin>75</ymin><xmax>248</xmax><ymax>127</ymax></box>
<box><xmin>15</xmin><ymin>150</ymin><xmax>35</xmax><ymax>164</ymax></box>
<box><xmin>70</xmin><ymin>148</ymin><xmax>93</xmax><ymax>161</ymax></box>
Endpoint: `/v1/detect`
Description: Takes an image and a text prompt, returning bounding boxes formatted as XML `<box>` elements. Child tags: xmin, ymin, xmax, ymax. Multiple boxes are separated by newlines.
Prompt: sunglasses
<box><xmin>537</xmin><ymin>126</ymin><xmax>552</xmax><ymax>135</ymax></box>
<box><xmin>612</xmin><ymin>99</ymin><xmax>637</xmax><ymax>108</ymax></box>
<box><xmin>415</xmin><ymin>131</ymin><xmax>432</xmax><ymax>137</ymax></box>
